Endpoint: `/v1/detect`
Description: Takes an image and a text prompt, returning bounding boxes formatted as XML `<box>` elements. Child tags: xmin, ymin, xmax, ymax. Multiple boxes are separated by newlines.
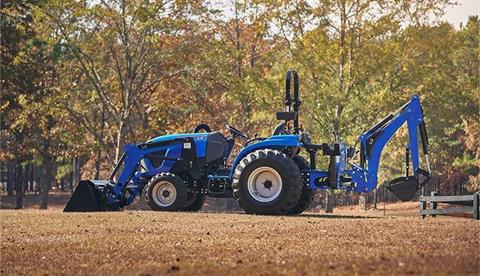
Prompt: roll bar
<box><xmin>278</xmin><ymin>70</ymin><xmax>300</xmax><ymax>134</ymax></box>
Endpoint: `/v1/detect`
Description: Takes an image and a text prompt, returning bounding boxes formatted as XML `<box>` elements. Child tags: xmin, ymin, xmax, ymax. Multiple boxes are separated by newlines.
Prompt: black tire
<box><xmin>137</xmin><ymin>184</ymin><xmax>150</xmax><ymax>210</ymax></box>
<box><xmin>232</xmin><ymin>149</ymin><xmax>302</xmax><ymax>215</ymax></box>
<box><xmin>179</xmin><ymin>191</ymin><xmax>206</xmax><ymax>211</ymax></box>
<box><xmin>288</xmin><ymin>155</ymin><xmax>314</xmax><ymax>215</ymax></box>
<box><xmin>145</xmin><ymin>173</ymin><xmax>188</xmax><ymax>211</ymax></box>
<box><xmin>130</xmin><ymin>178</ymin><xmax>150</xmax><ymax>210</ymax></box>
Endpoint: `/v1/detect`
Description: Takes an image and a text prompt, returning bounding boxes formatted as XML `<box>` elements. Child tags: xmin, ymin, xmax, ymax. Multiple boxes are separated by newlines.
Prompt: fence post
<box><xmin>430</xmin><ymin>191</ymin><xmax>438</xmax><ymax>217</ymax></box>
<box><xmin>420</xmin><ymin>196</ymin><xmax>427</xmax><ymax>219</ymax></box>
<box><xmin>474</xmin><ymin>192</ymin><xmax>479</xmax><ymax>220</ymax></box>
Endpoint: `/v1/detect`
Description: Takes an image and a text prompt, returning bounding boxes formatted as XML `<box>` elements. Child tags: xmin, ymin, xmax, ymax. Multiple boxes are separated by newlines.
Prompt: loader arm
<box><xmin>64</xmin><ymin>137</ymin><xmax>198</xmax><ymax>212</ymax></box>
<box><xmin>350</xmin><ymin>95</ymin><xmax>431</xmax><ymax>193</ymax></box>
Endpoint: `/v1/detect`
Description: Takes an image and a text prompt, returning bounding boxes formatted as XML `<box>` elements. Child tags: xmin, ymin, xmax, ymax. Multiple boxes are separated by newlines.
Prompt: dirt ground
<box><xmin>1</xmin><ymin>206</ymin><xmax>478</xmax><ymax>275</ymax></box>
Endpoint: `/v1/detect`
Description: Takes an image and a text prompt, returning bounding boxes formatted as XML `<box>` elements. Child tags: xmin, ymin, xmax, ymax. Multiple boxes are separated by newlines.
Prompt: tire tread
<box><xmin>144</xmin><ymin>172</ymin><xmax>187</xmax><ymax>211</ymax></box>
<box><xmin>232</xmin><ymin>149</ymin><xmax>302</xmax><ymax>215</ymax></box>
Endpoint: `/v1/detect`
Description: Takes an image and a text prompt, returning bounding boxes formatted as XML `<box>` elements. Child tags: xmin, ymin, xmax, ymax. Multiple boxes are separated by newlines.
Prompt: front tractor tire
<box><xmin>145</xmin><ymin>173</ymin><xmax>188</xmax><ymax>211</ymax></box>
<box><xmin>179</xmin><ymin>191</ymin><xmax>206</xmax><ymax>212</ymax></box>
<box><xmin>232</xmin><ymin>149</ymin><xmax>302</xmax><ymax>215</ymax></box>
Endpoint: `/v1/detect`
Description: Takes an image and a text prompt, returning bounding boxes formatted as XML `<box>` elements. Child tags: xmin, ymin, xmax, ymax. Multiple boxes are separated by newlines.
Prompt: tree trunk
<box><xmin>94</xmin><ymin>142</ymin><xmax>102</xmax><ymax>180</ymax></box>
<box><xmin>23</xmin><ymin>163</ymin><xmax>29</xmax><ymax>195</ymax></box>
<box><xmin>7</xmin><ymin>160</ymin><xmax>15</xmax><ymax>196</ymax></box>
<box><xmin>39</xmin><ymin>154</ymin><xmax>54</xmax><ymax>210</ymax></box>
<box><xmin>358</xmin><ymin>193</ymin><xmax>367</xmax><ymax>211</ymax></box>
<box><xmin>95</xmin><ymin>107</ymin><xmax>106</xmax><ymax>179</ymax></box>
<box><xmin>114</xmin><ymin>120</ymin><xmax>125</xmax><ymax>164</ymax></box>
<box><xmin>333</xmin><ymin>105</ymin><xmax>344</xmax><ymax>142</ymax></box>
<box><xmin>15</xmin><ymin>162</ymin><xmax>23</xmax><ymax>209</ymax></box>
<box><xmin>29</xmin><ymin>164</ymin><xmax>35</xmax><ymax>191</ymax></box>
<box><xmin>35</xmin><ymin>166</ymin><xmax>41</xmax><ymax>195</ymax></box>
<box><xmin>72</xmin><ymin>157</ymin><xmax>80</xmax><ymax>193</ymax></box>
<box><xmin>324</xmin><ymin>191</ymin><xmax>334</xmax><ymax>213</ymax></box>
<box><xmin>373</xmin><ymin>189</ymin><xmax>377</xmax><ymax>210</ymax></box>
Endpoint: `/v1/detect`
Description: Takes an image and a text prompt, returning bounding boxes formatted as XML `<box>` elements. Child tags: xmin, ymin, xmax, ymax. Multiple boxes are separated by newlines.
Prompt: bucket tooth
<box><xmin>385</xmin><ymin>176</ymin><xmax>420</xmax><ymax>202</ymax></box>
<box><xmin>63</xmin><ymin>180</ymin><xmax>106</xmax><ymax>212</ymax></box>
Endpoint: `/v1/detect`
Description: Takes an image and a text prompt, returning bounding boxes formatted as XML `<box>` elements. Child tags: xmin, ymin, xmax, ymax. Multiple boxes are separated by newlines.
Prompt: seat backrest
<box><xmin>206</xmin><ymin>132</ymin><xmax>228</xmax><ymax>163</ymax></box>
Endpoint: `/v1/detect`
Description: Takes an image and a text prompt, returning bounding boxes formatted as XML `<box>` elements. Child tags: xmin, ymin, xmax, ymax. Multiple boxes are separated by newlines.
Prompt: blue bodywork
<box><xmin>101</xmin><ymin>95</ymin><xmax>429</xmax><ymax>208</ymax></box>
<box><xmin>351</xmin><ymin>95</ymin><xmax>428</xmax><ymax>192</ymax></box>
<box><xmin>304</xmin><ymin>95</ymin><xmax>429</xmax><ymax>193</ymax></box>
<box><xmin>107</xmin><ymin>133</ymin><xmax>211</xmax><ymax>205</ymax></box>
<box><xmin>147</xmin><ymin>133</ymin><xmax>209</xmax><ymax>158</ymax></box>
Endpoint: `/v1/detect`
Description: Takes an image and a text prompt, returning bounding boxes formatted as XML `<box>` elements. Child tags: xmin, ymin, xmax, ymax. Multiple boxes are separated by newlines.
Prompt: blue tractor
<box><xmin>64</xmin><ymin>70</ymin><xmax>431</xmax><ymax>214</ymax></box>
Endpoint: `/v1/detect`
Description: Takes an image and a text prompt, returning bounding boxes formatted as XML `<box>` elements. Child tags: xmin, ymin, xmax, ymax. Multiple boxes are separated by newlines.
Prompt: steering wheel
<box><xmin>194</xmin><ymin>124</ymin><xmax>211</xmax><ymax>133</ymax></box>
<box><xmin>226</xmin><ymin>125</ymin><xmax>248</xmax><ymax>139</ymax></box>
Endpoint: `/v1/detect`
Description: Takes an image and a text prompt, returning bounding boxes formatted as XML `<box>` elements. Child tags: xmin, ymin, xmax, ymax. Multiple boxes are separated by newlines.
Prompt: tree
<box><xmin>1</xmin><ymin>0</ymin><xmax>68</xmax><ymax>209</ymax></box>
<box><xmin>38</xmin><ymin>0</ymin><xmax>206</xmax><ymax>166</ymax></box>
<box><xmin>452</xmin><ymin>16</ymin><xmax>479</xmax><ymax>193</ymax></box>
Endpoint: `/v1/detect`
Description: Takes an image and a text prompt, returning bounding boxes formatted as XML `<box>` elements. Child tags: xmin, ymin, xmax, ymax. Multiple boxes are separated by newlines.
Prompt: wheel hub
<box><xmin>263</xmin><ymin>180</ymin><xmax>273</xmax><ymax>189</ymax></box>
<box><xmin>152</xmin><ymin>181</ymin><xmax>177</xmax><ymax>207</ymax></box>
<box><xmin>247</xmin><ymin>167</ymin><xmax>283</xmax><ymax>203</ymax></box>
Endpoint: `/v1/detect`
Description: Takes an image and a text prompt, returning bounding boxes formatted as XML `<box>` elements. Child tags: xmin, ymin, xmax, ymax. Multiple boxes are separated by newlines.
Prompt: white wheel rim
<box><xmin>247</xmin><ymin>167</ymin><xmax>283</xmax><ymax>203</ymax></box>
<box><xmin>152</xmin><ymin>181</ymin><xmax>177</xmax><ymax>207</ymax></box>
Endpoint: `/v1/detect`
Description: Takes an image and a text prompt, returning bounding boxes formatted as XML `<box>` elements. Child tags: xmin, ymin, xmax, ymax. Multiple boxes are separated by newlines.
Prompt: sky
<box><xmin>215</xmin><ymin>0</ymin><xmax>479</xmax><ymax>28</ymax></box>
<box><xmin>443</xmin><ymin>0</ymin><xmax>480</xmax><ymax>28</ymax></box>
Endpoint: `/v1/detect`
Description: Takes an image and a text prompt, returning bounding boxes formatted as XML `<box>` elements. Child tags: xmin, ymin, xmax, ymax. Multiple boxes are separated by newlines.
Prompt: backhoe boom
<box><xmin>351</xmin><ymin>95</ymin><xmax>431</xmax><ymax>195</ymax></box>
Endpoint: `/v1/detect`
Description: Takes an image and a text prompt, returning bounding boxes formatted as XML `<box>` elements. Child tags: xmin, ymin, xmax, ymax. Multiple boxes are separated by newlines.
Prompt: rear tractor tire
<box><xmin>145</xmin><ymin>173</ymin><xmax>188</xmax><ymax>211</ymax></box>
<box><xmin>288</xmin><ymin>155</ymin><xmax>314</xmax><ymax>215</ymax></box>
<box><xmin>232</xmin><ymin>149</ymin><xmax>302</xmax><ymax>215</ymax></box>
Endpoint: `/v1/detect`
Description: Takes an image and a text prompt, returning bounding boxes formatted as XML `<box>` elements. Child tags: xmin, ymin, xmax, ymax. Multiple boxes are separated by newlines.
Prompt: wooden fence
<box><xmin>420</xmin><ymin>192</ymin><xmax>480</xmax><ymax>220</ymax></box>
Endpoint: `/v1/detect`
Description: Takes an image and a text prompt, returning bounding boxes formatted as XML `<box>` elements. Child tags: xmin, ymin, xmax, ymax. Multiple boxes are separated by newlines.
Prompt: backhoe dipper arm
<box><xmin>351</xmin><ymin>95</ymin><xmax>430</xmax><ymax>193</ymax></box>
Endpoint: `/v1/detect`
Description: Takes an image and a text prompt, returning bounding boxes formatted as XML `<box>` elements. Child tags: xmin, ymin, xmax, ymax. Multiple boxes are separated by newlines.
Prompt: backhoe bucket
<box><xmin>386</xmin><ymin>176</ymin><xmax>419</xmax><ymax>202</ymax></box>
<box><xmin>64</xmin><ymin>180</ymin><xmax>107</xmax><ymax>212</ymax></box>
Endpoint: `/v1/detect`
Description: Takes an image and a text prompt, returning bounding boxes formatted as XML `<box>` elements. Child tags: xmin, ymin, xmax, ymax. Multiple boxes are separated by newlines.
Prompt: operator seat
<box><xmin>205</xmin><ymin>132</ymin><xmax>231</xmax><ymax>163</ymax></box>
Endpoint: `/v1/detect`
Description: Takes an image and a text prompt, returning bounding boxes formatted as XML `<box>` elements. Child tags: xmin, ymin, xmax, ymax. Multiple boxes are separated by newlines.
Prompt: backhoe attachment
<box><xmin>385</xmin><ymin>147</ymin><xmax>431</xmax><ymax>201</ymax></box>
<box><xmin>387</xmin><ymin>166</ymin><xmax>431</xmax><ymax>201</ymax></box>
<box><xmin>352</xmin><ymin>95</ymin><xmax>431</xmax><ymax>201</ymax></box>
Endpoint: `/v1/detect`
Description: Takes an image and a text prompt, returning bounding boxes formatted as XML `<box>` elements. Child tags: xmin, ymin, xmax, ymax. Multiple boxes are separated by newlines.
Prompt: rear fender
<box><xmin>229</xmin><ymin>135</ymin><xmax>301</xmax><ymax>178</ymax></box>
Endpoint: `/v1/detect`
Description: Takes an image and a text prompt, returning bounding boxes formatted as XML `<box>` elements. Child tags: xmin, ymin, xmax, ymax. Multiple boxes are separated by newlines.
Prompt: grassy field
<box><xmin>1</xmin><ymin>208</ymin><xmax>478</xmax><ymax>275</ymax></box>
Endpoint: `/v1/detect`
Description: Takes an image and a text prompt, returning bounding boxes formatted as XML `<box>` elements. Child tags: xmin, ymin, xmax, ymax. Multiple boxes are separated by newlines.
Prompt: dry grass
<box><xmin>1</xmin><ymin>209</ymin><xmax>479</xmax><ymax>275</ymax></box>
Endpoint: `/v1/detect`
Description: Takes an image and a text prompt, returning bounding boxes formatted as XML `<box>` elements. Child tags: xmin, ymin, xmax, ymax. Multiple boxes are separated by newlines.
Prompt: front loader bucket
<box><xmin>64</xmin><ymin>180</ymin><xmax>107</xmax><ymax>212</ymax></box>
<box><xmin>385</xmin><ymin>176</ymin><xmax>419</xmax><ymax>202</ymax></box>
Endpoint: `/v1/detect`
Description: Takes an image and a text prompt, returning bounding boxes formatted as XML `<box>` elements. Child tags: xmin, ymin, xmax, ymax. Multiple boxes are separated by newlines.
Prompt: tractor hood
<box><xmin>145</xmin><ymin>132</ymin><xmax>224</xmax><ymax>160</ymax></box>
<box><xmin>146</xmin><ymin>133</ymin><xmax>209</xmax><ymax>144</ymax></box>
